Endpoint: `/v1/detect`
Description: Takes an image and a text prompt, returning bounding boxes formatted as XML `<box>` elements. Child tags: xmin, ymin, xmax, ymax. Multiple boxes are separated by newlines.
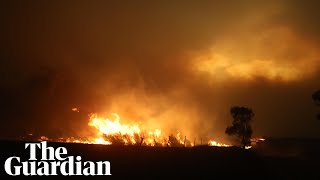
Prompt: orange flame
<box><xmin>208</xmin><ymin>140</ymin><xmax>230</xmax><ymax>147</ymax></box>
<box><xmin>72</xmin><ymin>108</ymin><xmax>80</xmax><ymax>112</ymax></box>
<box><xmin>32</xmin><ymin>112</ymin><xmax>234</xmax><ymax>147</ymax></box>
<box><xmin>88</xmin><ymin>113</ymin><xmax>168</xmax><ymax>146</ymax></box>
<box><xmin>86</xmin><ymin>113</ymin><xmax>230</xmax><ymax>147</ymax></box>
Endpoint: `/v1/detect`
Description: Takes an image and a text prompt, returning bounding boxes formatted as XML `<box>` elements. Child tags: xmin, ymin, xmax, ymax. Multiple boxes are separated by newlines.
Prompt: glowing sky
<box><xmin>1</xmin><ymin>0</ymin><xmax>320</xmax><ymax>140</ymax></box>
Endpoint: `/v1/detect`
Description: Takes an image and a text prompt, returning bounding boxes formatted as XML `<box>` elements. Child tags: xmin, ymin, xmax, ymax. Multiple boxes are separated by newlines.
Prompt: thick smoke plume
<box><xmin>1</xmin><ymin>0</ymin><xmax>320</xmax><ymax>141</ymax></box>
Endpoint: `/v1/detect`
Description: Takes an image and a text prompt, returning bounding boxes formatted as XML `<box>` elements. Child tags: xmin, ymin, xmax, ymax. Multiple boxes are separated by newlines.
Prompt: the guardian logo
<box><xmin>4</xmin><ymin>142</ymin><xmax>111</xmax><ymax>176</ymax></box>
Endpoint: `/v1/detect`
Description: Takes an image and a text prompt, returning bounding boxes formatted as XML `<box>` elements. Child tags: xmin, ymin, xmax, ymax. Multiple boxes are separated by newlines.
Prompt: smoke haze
<box><xmin>1</xmin><ymin>0</ymin><xmax>320</xmax><ymax>141</ymax></box>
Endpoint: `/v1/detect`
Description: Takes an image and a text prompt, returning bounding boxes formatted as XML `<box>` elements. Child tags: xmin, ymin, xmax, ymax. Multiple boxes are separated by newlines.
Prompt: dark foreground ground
<box><xmin>0</xmin><ymin>139</ymin><xmax>319</xmax><ymax>179</ymax></box>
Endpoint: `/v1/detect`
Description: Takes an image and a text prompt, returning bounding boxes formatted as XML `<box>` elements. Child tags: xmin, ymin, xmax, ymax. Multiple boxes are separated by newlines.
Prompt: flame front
<box><xmin>88</xmin><ymin>113</ymin><xmax>168</xmax><ymax>146</ymax></box>
<box><xmin>30</xmin><ymin>111</ymin><xmax>233</xmax><ymax>147</ymax></box>
<box><xmin>88</xmin><ymin>113</ymin><xmax>141</xmax><ymax>145</ymax></box>
<box><xmin>86</xmin><ymin>112</ymin><xmax>230</xmax><ymax>147</ymax></box>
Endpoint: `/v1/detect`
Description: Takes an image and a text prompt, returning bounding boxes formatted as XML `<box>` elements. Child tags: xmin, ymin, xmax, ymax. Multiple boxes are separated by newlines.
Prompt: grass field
<box><xmin>0</xmin><ymin>139</ymin><xmax>319</xmax><ymax>179</ymax></box>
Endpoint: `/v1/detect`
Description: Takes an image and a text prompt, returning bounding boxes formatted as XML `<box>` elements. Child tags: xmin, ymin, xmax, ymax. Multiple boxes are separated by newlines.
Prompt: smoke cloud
<box><xmin>1</xmin><ymin>0</ymin><xmax>320</xmax><ymax>141</ymax></box>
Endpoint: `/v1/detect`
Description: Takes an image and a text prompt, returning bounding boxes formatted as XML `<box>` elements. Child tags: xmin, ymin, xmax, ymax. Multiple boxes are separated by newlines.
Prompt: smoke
<box><xmin>1</xmin><ymin>0</ymin><xmax>320</xmax><ymax>140</ymax></box>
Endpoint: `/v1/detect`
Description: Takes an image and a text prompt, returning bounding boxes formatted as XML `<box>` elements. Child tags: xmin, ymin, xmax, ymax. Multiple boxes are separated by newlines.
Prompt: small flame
<box><xmin>39</xmin><ymin>136</ymin><xmax>49</xmax><ymax>141</ymax></box>
<box><xmin>94</xmin><ymin>137</ymin><xmax>111</xmax><ymax>145</ymax></box>
<box><xmin>208</xmin><ymin>140</ymin><xmax>230</xmax><ymax>147</ymax></box>
<box><xmin>72</xmin><ymin>108</ymin><xmax>80</xmax><ymax>112</ymax></box>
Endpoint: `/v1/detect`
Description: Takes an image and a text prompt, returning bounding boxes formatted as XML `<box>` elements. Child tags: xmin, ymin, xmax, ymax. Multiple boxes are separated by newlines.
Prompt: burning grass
<box><xmin>21</xmin><ymin>111</ymin><xmax>266</xmax><ymax>148</ymax></box>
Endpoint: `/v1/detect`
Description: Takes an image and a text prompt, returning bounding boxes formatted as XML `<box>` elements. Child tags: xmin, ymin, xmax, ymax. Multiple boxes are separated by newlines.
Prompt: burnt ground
<box><xmin>0</xmin><ymin>139</ymin><xmax>319</xmax><ymax>179</ymax></box>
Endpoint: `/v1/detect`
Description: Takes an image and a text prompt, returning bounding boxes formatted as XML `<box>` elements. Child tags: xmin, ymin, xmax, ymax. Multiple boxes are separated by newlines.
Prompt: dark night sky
<box><xmin>1</xmin><ymin>0</ymin><xmax>320</xmax><ymax>141</ymax></box>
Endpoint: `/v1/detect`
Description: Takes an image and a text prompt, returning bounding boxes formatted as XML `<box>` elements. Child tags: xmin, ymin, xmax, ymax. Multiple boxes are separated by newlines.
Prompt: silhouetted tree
<box><xmin>312</xmin><ymin>90</ymin><xmax>320</xmax><ymax>120</ymax></box>
<box><xmin>225</xmin><ymin>106</ymin><xmax>254</xmax><ymax>147</ymax></box>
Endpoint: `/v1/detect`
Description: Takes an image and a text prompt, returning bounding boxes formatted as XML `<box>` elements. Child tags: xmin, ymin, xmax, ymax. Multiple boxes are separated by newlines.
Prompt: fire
<box><xmin>89</xmin><ymin>113</ymin><xmax>140</xmax><ymax>137</ymax></box>
<box><xmin>88</xmin><ymin>113</ymin><xmax>178</xmax><ymax>146</ymax></box>
<box><xmin>71</xmin><ymin>108</ymin><xmax>80</xmax><ymax>112</ymax></box>
<box><xmin>25</xmin><ymin>110</ymin><xmax>250</xmax><ymax>148</ymax></box>
<box><xmin>85</xmin><ymin>112</ymin><xmax>232</xmax><ymax>147</ymax></box>
<box><xmin>208</xmin><ymin>140</ymin><xmax>230</xmax><ymax>147</ymax></box>
<box><xmin>94</xmin><ymin>137</ymin><xmax>111</xmax><ymax>145</ymax></box>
